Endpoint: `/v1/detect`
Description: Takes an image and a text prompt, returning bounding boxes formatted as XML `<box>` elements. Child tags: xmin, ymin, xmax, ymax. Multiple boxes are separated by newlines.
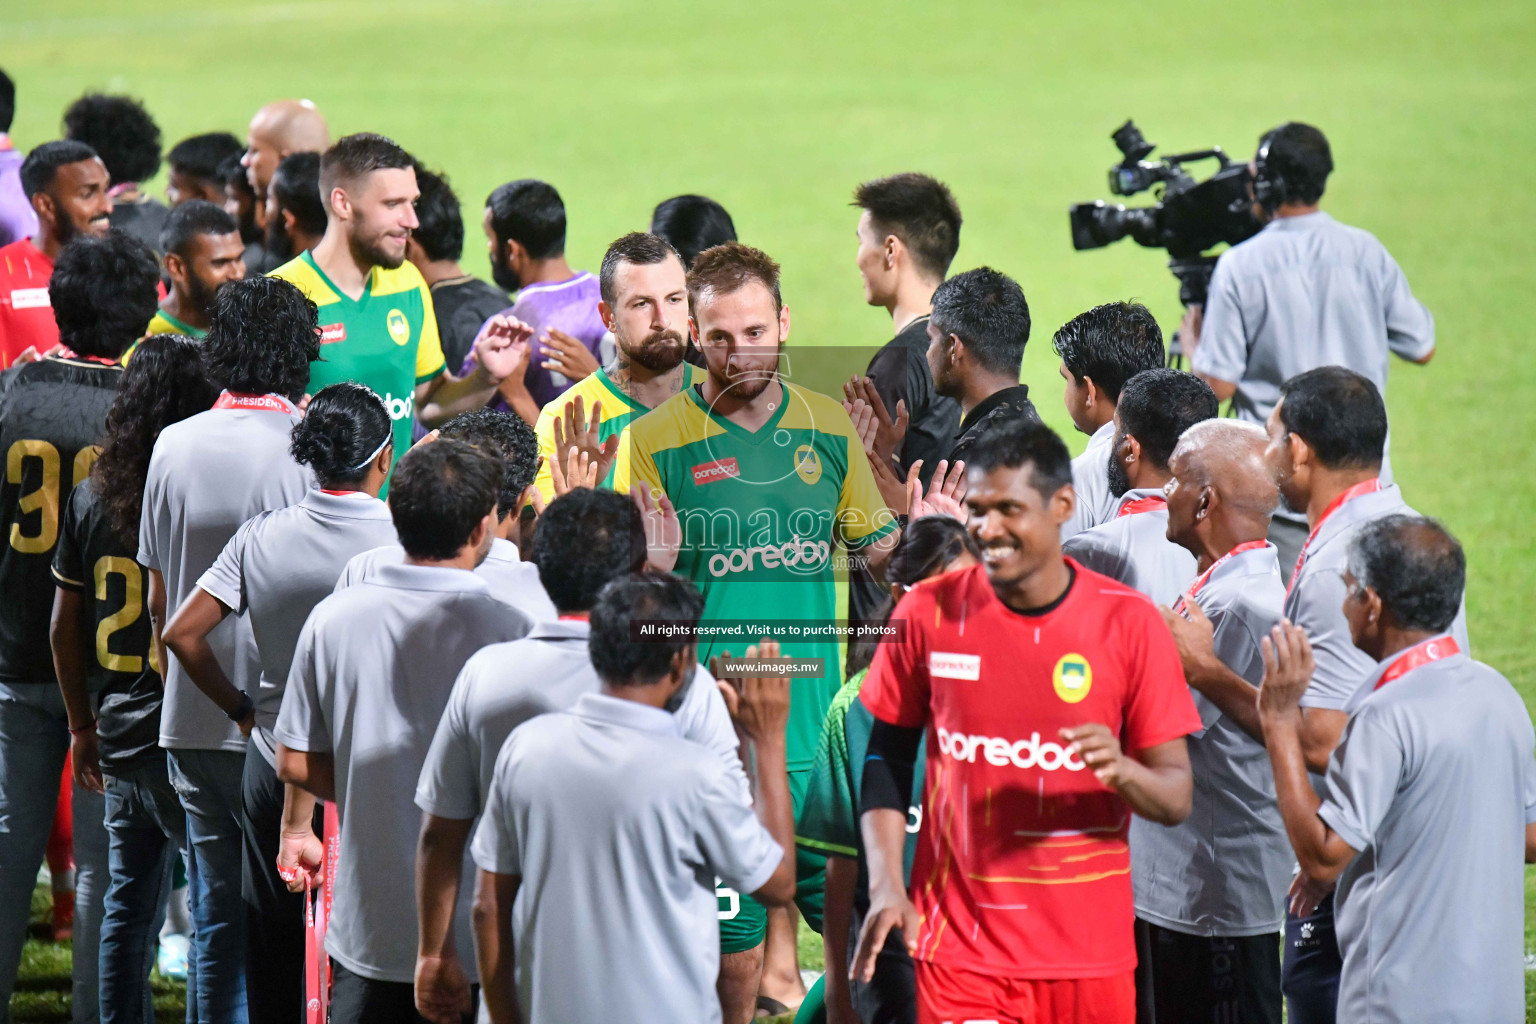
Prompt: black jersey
<box><xmin>0</xmin><ymin>355</ymin><xmax>123</xmax><ymax>683</ymax></box>
<box><xmin>52</xmin><ymin>477</ymin><xmax>163</xmax><ymax>771</ymax></box>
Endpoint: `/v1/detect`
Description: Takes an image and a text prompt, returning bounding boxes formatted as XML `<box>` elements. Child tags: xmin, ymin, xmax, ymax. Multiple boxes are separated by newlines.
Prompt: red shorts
<box><xmin>915</xmin><ymin>961</ymin><xmax>1135</xmax><ymax>1024</ymax></box>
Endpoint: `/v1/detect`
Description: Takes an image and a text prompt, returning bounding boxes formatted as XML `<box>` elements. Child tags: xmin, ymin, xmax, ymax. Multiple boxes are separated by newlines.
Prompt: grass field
<box><xmin>3</xmin><ymin>0</ymin><xmax>1534</xmax><ymax>1018</ymax></box>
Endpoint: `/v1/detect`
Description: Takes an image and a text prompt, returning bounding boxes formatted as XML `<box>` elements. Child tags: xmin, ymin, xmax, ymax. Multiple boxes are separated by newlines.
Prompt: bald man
<box><xmin>1132</xmin><ymin>419</ymin><xmax>1292</xmax><ymax>1024</ymax></box>
<box><xmin>242</xmin><ymin>99</ymin><xmax>330</xmax><ymax>224</ymax></box>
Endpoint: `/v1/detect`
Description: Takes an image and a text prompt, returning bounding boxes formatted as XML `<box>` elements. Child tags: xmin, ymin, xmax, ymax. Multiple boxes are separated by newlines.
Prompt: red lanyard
<box><xmin>1374</xmin><ymin>636</ymin><xmax>1460</xmax><ymax>690</ymax></box>
<box><xmin>1117</xmin><ymin>494</ymin><xmax>1167</xmax><ymax>518</ymax></box>
<box><xmin>214</xmin><ymin>391</ymin><xmax>299</xmax><ymax>415</ymax></box>
<box><xmin>1173</xmin><ymin>539</ymin><xmax>1270</xmax><ymax>614</ymax></box>
<box><xmin>318</xmin><ymin>489</ymin><xmax>373</xmax><ymax>498</ymax></box>
<box><xmin>558</xmin><ymin>613</ymin><xmax>590</xmax><ymax>622</ymax></box>
<box><xmin>1287</xmin><ymin>478</ymin><xmax>1382</xmax><ymax>594</ymax></box>
<box><xmin>55</xmin><ymin>347</ymin><xmax>120</xmax><ymax>366</ymax></box>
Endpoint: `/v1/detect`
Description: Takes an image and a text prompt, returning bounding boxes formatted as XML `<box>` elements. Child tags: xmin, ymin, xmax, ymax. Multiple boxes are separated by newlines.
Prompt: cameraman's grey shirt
<box><xmin>1061</xmin><ymin>489</ymin><xmax>1197</xmax><ymax>606</ymax></box>
<box><xmin>335</xmin><ymin>537</ymin><xmax>556</xmax><ymax>624</ymax></box>
<box><xmin>1132</xmin><ymin>543</ymin><xmax>1291</xmax><ymax>936</ymax></box>
<box><xmin>138</xmin><ymin>403</ymin><xmax>312</xmax><ymax>752</ymax></box>
<box><xmin>415</xmin><ymin>617</ymin><xmax>749</xmax><ymax>823</ymax></box>
<box><xmin>1194</xmin><ymin>211</ymin><xmax>1433</xmax><ymax>516</ymax></box>
<box><xmin>1286</xmin><ymin>484</ymin><xmax>1467</xmax><ymax>718</ymax></box>
<box><xmin>1061</xmin><ymin>420</ymin><xmax>1117</xmax><ymax>542</ymax></box>
<box><xmin>197</xmin><ymin>489</ymin><xmax>397</xmax><ymax>766</ymax></box>
<box><xmin>1320</xmin><ymin>645</ymin><xmax>1536</xmax><ymax>1024</ymax></box>
<box><xmin>274</xmin><ymin>564</ymin><xmax>532</xmax><ymax>984</ymax></box>
<box><xmin>470</xmin><ymin>692</ymin><xmax>781</xmax><ymax>1024</ymax></box>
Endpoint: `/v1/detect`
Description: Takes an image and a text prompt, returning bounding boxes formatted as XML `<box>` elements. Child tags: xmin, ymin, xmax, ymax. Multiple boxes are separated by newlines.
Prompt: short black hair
<box><xmin>289</xmin><ymin>382</ymin><xmax>392</xmax><ymax>487</ymax></box>
<box><xmin>532</xmin><ymin>488</ymin><xmax>647</xmax><ymax>613</ymax></box>
<box><xmin>166</xmin><ymin>132</ymin><xmax>244</xmax><ymax>183</ymax></box>
<box><xmin>1348</xmin><ymin>514</ymin><xmax>1464</xmax><ymax>633</ymax></box>
<box><xmin>589</xmin><ymin>573</ymin><xmax>703</xmax><ymax>686</ymax></box>
<box><xmin>599</xmin><ymin>232</ymin><xmax>682</xmax><ymax>306</ymax></box>
<box><xmin>650</xmin><ymin>194</ymin><xmax>736</xmax><ymax>270</ymax></box>
<box><xmin>388</xmin><ymin>438</ymin><xmax>502</xmax><ymax>562</ymax></box>
<box><xmin>319</xmin><ymin>132</ymin><xmax>414</xmax><ymax>203</ymax></box>
<box><xmin>219</xmin><ymin>151</ymin><xmax>252</xmax><ymax>193</ymax></box>
<box><xmin>852</xmin><ymin>173</ymin><xmax>963</xmax><ymax>281</ymax></box>
<box><xmin>20</xmin><ymin>140</ymin><xmax>100</xmax><ymax>199</ymax></box>
<box><xmin>159</xmin><ymin>200</ymin><xmax>239</xmax><ymax>258</ymax></box>
<box><xmin>930</xmin><ymin>267</ymin><xmax>1031</xmax><ymax>377</ymax></box>
<box><xmin>439</xmin><ymin>409</ymin><xmax>538</xmax><ymax>520</ymax></box>
<box><xmin>0</xmin><ymin>69</ymin><xmax>14</xmax><ymax>135</ymax></box>
<box><xmin>1116</xmin><ymin>369</ymin><xmax>1218</xmax><ymax>471</ymax></box>
<box><xmin>1052</xmin><ymin>301</ymin><xmax>1166</xmax><ymax>404</ymax></box>
<box><xmin>62</xmin><ymin>93</ymin><xmax>161</xmax><ymax>184</ymax></box>
<box><xmin>966</xmin><ymin>418</ymin><xmax>1074</xmax><ymax>498</ymax></box>
<box><xmin>271</xmin><ymin>152</ymin><xmax>326</xmax><ymax>237</ymax></box>
<box><xmin>1260</xmin><ymin>122</ymin><xmax>1333</xmax><ymax>206</ymax></box>
<box><xmin>48</xmin><ymin>233</ymin><xmax>160</xmax><ymax>359</ymax></box>
<box><xmin>202</xmin><ymin>277</ymin><xmax>320</xmax><ymax>401</ymax></box>
<box><xmin>486</xmin><ymin>179</ymin><xmax>565</xmax><ymax>260</ymax></box>
<box><xmin>1278</xmin><ymin>366</ymin><xmax>1386</xmax><ymax>471</ymax></box>
<box><xmin>411</xmin><ymin>167</ymin><xmax>463</xmax><ymax>262</ymax></box>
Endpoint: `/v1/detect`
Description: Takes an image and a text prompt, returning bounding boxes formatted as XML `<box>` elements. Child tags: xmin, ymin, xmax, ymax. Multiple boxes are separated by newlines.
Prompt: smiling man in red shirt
<box><xmin>854</xmin><ymin>418</ymin><xmax>1200</xmax><ymax>1024</ymax></box>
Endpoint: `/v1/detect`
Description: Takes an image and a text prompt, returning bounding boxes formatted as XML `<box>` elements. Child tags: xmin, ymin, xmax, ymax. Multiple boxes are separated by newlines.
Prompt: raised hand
<box><xmin>552</xmin><ymin>395</ymin><xmax>619</xmax><ymax>484</ymax></box>
<box><xmin>471</xmin><ymin>314</ymin><xmax>536</xmax><ymax>385</ymax></box>
<box><xmin>549</xmin><ymin>445</ymin><xmax>599</xmax><ymax>496</ymax></box>
<box><xmin>629</xmin><ymin>482</ymin><xmax>680</xmax><ymax>572</ymax></box>
<box><xmin>540</xmin><ymin>327</ymin><xmax>600</xmax><ymax>383</ymax></box>
<box><xmin>843</xmin><ymin>376</ymin><xmax>907</xmax><ymax>467</ymax></box>
<box><xmin>1258</xmin><ymin>619</ymin><xmax>1315</xmax><ymax>717</ymax></box>
<box><xmin>907</xmin><ymin>459</ymin><xmax>966</xmax><ymax>522</ymax></box>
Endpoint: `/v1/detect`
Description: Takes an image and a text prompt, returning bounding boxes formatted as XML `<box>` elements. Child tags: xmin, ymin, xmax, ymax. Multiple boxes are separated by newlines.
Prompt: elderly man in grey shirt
<box><xmin>1259</xmin><ymin>515</ymin><xmax>1535</xmax><ymax>1024</ymax></box>
<box><xmin>1142</xmin><ymin>421</ymin><xmax>1292</xmax><ymax>1024</ymax></box>
<box><xmin>470</xmin><ymin>573</ymin><xmax>797</xmax><ymax>1024</ymax></box>
<box><xmin>1180</xmin><ymin>122</ymin><xmax>1435</xmax><ymax>575</ymax></box>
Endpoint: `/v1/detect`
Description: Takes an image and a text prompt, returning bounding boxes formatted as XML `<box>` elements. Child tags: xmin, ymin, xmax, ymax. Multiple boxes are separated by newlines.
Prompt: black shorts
<box><xmin>1133</xmin><ymin>918</ymin><xmax>1282</xmax><ymax>1024</ymax></box>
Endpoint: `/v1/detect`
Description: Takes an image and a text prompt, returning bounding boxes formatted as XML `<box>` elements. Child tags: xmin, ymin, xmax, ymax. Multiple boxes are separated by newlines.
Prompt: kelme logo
<box><xmin>1053</xmin><ymin>653</ymin><xmax>1093</xmax><ymax>704</ymax></box>
<box><xmin>794</xmin><ymin>445</ymin><xmax>822</xmax><ymax>485</ymax></box>
<box><xmin>387</xmin><ymin>308</ymin><xmax>410</xmax><ymax>345</ymax></box>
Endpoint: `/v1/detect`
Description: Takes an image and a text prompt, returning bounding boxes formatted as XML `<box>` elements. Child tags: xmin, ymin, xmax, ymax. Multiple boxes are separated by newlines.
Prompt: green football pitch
<box><xmin>4</xmin><ymin>0</ymin><xmax>1534</xmax><ymax>1018</ymax></box>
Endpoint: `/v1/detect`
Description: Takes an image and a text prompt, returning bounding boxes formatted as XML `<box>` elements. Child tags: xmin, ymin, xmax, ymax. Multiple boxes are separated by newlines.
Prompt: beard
<box><xmin>490</xmin><ymin>252</ymin><xmax>521</xmax><ymax>293</ymax></box>
<box><xmin>1107</xmin><ymin>441</ymin><xmax>1132</xmax><ymax>498</ymax></box>
<box><xmin>711</xmin><ymin>359</ymin><xmax>777</xmax><ymax>402</ymax></box>
<box><xmin>349</xmin><ymin>224</ymin><xmax>405</xmax><ymax>271</ymax></box>
<box><xmin>184</xmin><ymin>273</ymin><xmax>220</xmax><ymax>319</ymax></box>
<box><xmin>620</xmin><ymin>329</ymin><xmax>686</xmax><ymax>373</ymax></box>
<box><xmin>265</xmin><ymin>214</ymin><xmax>294</xmax><ymax>262</ymax></box>
<box><xmin>663</xmin><ymin>665</ymin><xmax>697</xmax><ymax>714</ymax></box>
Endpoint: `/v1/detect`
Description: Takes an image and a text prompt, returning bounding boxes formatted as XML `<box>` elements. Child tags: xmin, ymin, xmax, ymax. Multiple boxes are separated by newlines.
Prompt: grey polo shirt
<box><xmin>1062</xmin><ymin>489</ymin><xmax>1197</xmax><ymax>606</ymax></box>
<box><xmin>1320</xmin><ymin>644</ymin><xmax>1536</xmax><ymax>1024</ymax></box>
<box><xmin>470</xmin><ymin>692</ymin><xmax>782</xmax><ymax>1024</ymax></box>
<box><xmin>139</xmin><ymin>403</ymin><xmax>313</xmax><ymax>752</ymax></box>
<box><xmin>1060</xmin><ymin>420</ymin><xmax>1116</xmax><ymax>542</ymax></box>
<box><xmin>274</xmin><ymin>563</ymin><xmax>533</xmax><ymax>984</ymax></box>
<box><xmin>416</xmin><ymin>617</ymin><xmax>747</xmax><ymax>824</ymax></box>
<box><xmin>1286</xmin><ymin>483</ymin><xmax>1468</xmax><ymax>718</ymax></box>
<box><xmin>337</xmin><ymin>537</ymin><xmax>556</xmax><ymax>624</ymax></box>
<box><xmin>1132</xmin><ymin>543</ymin><xmax>1292</xmax><ymax>936</ymax></box>
<box><xmin>197</xmin><ymin>489</ymin><xmax>398</xmax><ymax>766</ymax></box>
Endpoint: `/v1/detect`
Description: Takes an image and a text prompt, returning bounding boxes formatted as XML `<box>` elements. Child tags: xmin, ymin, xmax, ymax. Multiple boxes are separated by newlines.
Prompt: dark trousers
<box><xmin>1281</xmin><ymin>893</ymin><xmax>1341</xmax><ymax>1024</ymax></box>
<box><xmin>329</xmin><ymin>961</ymin><xmax>479</xmax><ymax>1024</ymax></box>
<box><xmin>1134</xmin><ymin>918</ymin><xmax>1282</xmax><ymax>1024</ymax></box>
<box><xmin>848</xmin><ymin>903</ymin><xmax>917</xmax><ymax>1024</ymax></box>
<box><xmin>241</xmin><ymin>745</ymin><xmax>321</xmax><ymax>1024</ymax></box>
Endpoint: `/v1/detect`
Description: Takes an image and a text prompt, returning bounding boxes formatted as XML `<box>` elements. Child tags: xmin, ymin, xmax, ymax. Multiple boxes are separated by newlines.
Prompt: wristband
<box><xmin>69</xmin><ymin>718</ymin><xmax>97</xmax><ymax>735</ymax></box>
<box><xmin>227</xmin><ymin>690</ymin><xmax>255</xmax><ymax>724</ymax></box>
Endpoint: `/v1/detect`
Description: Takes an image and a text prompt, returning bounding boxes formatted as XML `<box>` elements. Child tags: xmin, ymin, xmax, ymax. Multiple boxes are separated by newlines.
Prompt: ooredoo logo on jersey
<box><xmin>937</xmin><ymin>727</ymin><xmax>1087</xmax><ymax>772</ymax></box>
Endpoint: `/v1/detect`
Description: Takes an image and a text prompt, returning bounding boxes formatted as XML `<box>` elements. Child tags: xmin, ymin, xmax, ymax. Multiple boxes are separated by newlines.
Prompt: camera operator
<box><xmin>1179</xmin><ymin>122</ymin><xmax>1435</xmax><ymax>578</ymax></box>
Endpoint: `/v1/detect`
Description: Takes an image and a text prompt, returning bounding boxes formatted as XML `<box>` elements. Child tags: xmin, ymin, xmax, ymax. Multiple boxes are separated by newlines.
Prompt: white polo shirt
<box><xmin>336</xmin><ymin>537</ymin><xmax>556</xmax><ymax>624</ymax></box>
<box><xmin>274</xmin><ymin>563</ymin><xmax>533</xmax><ymax>983</ymax></box>
<box><xmin>471</xmin><ymin>692</ymin><xmax>781</xmax><ymax>1024</ymax></box>
<box><xmin>197</xmin><ymin>488</ymin><xmax>398</xmax><ymax>765</ymax></box>
<box><xmin>139</xmin><ymin>397</ymin><xmax>313</xmax><ymax>752</ymax></box>
<box><xmin>1061</xmin><ymin>489</ymin><xmax>1197</xmax><ymax>606</ymax></box>
<box><xmin>1060</xmin><ymin>420</ymin><xmax>1116</xmax><ymax>542</ymax></box>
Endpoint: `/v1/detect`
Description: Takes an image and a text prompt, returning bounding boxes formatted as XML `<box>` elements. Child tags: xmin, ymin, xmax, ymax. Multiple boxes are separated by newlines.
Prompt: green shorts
<box><xmin>719</xmin><ymin>767</ymin><xmax>828</xmax><ymax>953</ymax></box>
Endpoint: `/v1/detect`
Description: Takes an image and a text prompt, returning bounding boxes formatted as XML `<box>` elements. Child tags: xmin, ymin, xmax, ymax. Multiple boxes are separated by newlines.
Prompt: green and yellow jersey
<box><xmin>269</xmin><ymin>251</ymin><xmax>446</xmax><ymax>462</ymax></box>
<box><xmin>532</xmin><ymin>363</ymin><xmax>706</xmax><ymax>501</ymax></box>
<box><xmin>613</xmin><ymin>379</ymin><xmax>897</xmax><ymax>769</ymax></box>
<box><xmin>122</xmin><ymin>309</ymin><xmax>206</xmax><ymax>364</ymax></box>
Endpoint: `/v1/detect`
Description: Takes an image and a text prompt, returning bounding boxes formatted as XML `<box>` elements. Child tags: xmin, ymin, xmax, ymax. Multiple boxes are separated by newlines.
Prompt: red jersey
<box><xmin>860</xmin><ymin>560</ymin><xmax>1200</xmax><ymax>980</ymax></box>
<box><xmin>0</xmin><ymin>239</ymin><xmax>58</xmax><ymax>369</ymax></box>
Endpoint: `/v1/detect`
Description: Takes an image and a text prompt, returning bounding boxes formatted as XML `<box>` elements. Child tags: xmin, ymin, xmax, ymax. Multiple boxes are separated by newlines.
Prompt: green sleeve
<box><xmin>795</xmin><ymin>670</ymin><xmax>866</xmax><ymax>857</ymax></box>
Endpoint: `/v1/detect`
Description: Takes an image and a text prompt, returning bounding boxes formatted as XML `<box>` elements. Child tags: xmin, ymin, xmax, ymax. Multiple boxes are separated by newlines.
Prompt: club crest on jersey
<box><xmin>793</xmin><ymin>445</ymin><xmax>822</xmax><ymax>485</ymax></box>
<box><xmin>1052</xmin><ymin>653</ymin><xmax>1092</xmax><ymax>704</ymax></box>
<box><xmin>692</xmin><ymin>457</ymin><xmax>740</xmax><ymax>486</ymax></box>
<box><xmin>319</xmin><ymin>323</ymin><xmax>347</xmax><ymax>344</ymax></box>
<box><xmin>929</xmin><ymin>652</ymin><xmax>980</xmax><ymax>681</ymax></box>
<box><xmin>387</xmin><ymin>309</ymin><xmax>410</xmax><ymax>345</ymax></box>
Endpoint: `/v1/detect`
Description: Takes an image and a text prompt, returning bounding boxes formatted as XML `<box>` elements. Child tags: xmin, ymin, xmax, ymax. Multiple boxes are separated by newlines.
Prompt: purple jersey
<box><xmin>0</xmin><ymin>142</ymin><xmax>38</xmax><ymax>248</ymax></box>
<box><xmin>461</xmin><ymin>271</ymin><xmax>610</xmax><ymax>410</ymax></box>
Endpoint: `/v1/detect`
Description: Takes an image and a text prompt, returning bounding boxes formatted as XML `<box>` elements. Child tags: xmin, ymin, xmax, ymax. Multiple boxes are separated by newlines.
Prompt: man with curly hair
<box><xmin>62</xmin><ymin>93</ymin><xmax>169</xmax><ymax>254</ymax></box>
<box><xmin>0</xmin><ymin>231</ymin><xmax>160</xmax><ymax>1022</ymax></box>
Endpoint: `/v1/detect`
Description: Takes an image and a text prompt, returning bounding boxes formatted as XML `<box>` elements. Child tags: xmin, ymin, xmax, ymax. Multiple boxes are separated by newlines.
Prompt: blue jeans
<box><xmin>101</xmin><ymin>760</ymin><xmax>194</xmax><ymax>1024</ymax></box>
<box><xmin>168</xmin><ymin>749</ymin><xmax>249</xmax><ymax>1024</ymax></box>
<box><xmin>0</xmin><ymin>681</ymin><xmax>107</xmax><ymax>1024</ymax></box>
